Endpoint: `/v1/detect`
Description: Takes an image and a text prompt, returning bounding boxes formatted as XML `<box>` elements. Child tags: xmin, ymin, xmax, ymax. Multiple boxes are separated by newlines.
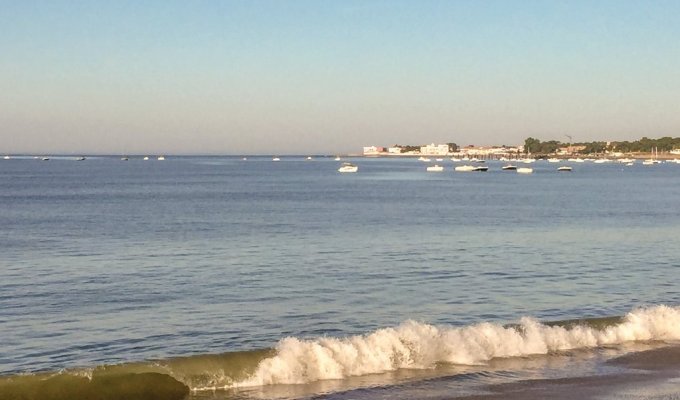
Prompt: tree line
<box><xmin>524</xmin><ymin>136</ymin><xmax>680</xmax><ymax>154</ymax></box>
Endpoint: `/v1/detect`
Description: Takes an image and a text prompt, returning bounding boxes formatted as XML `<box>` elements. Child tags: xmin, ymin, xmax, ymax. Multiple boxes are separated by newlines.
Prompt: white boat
<box><xmin>502</xmin><ymin>165</ymin><xmax>517</xmax><ymax>171</ymax></box>
<box><xmin>547</xmin><ymin>158</ymin><xmax>560</xmax><ymax>163</ymax></box>
<box><xmin>418</xmin><ymin>157</ymin><xmax>431</xmax><ymax>162</ymax></box>
<box><xmin>334</xmin><ymin>156</ymin><xmax>341</xmax><ymax>161</ymax></box>
<box><xmin>157</xmin><ymin>156</ymin><xmax>165</xmax><ymax>161</ymax></box>
<box><xmin>522</xmin><ymin>158</ymin><xmax>536</xmax><ymax>164</ymax></box>
<box><xmin>121</xmin><ymin>156</ymin><xmax>128</xmax><ymax>161</ymax></box>
<box><xmin>242</xmin><ymin>157</ymin><xmax>247</xmax><ymax>161</ymax></box>
<box><xmin>338</xmin><ymin>162</ymin><xmax>358</xmax><ymax>173</ymax></box>
<box><xmin>618</xmin><ymin>158</ymin><xmax>634</xmax><ymax>163</ymax></box>
<box><xmin>3</xmin><ymin>155</ymin><xmax>10</xmax><ymax>160</ymax></box>
<box><xmin>557</xmin><ymin>166</ymin><xmax>572</xmax><ymax>172</ymax></box>
<box><xmin>473</xmin><ymin>165</ymin><xmax>488</xmax><ymax>172</ymax></box>
<box><xmin>517</xmin><ymin>167</ymin><xmax>533</xmax><ymax>174</ymax></box>
<box><xmin>272</xmin><ymin>157</ymin><xmax>280</xmax><ymax>161</ymax></box>
<box><xmin>41</xmin><ymin>157</ymin><xmax>50</xmax><ymax>161</ymax></box>
<box><xmin>454</xmin><ymin>165</ymin><xmax>475</xmax><ymax>172</ymax></box>
<box><xmin>450</xmin><ymin>157</ymin><xmax>461</xmax><ymax>162</ymax></box>
<box><xmin>75</xmin><ymin>156</ymin><xmax>86</xmax><ymax>161</ymax></box>
<box><xmin>306</xmin><ymin>156</ymin><xmax>313</xmax><ymax>160</ymax></box>
<box><xmin>593</xmin><ymin>159</ymin><xmax>611</xmax><ymax>164</ymax></box>
<box><xmin>625</xmin><ymin>162</ymin><xmax>634</xmax><ymax>166</ymax></box>
<box><xmin>143</xmin><ymin>156</ymin><xmax>149</xmax><ymax>160</ymax></box>
<box><xmin>426</xmin><ymin>164</ymin><xmax>444</xmax><ymax>172</ymax></box>
<box><xmin>435</xmin><ymin>158</ymin><xmax>443</xmax><ymax>162</ymax></box>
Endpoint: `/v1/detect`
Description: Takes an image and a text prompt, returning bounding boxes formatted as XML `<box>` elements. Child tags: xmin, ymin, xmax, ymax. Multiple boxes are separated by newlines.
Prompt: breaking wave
<box><xmin>2</xmin><ymin>305</ymin><xmax>679</xmax><ymax>399</ymax></box>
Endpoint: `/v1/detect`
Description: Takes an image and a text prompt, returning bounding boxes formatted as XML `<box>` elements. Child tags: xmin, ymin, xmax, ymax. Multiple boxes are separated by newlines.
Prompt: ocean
<box><xmin>1</xmin><ymin>156</ymin><xmax>679</xmax><ymax>399</ymax></box>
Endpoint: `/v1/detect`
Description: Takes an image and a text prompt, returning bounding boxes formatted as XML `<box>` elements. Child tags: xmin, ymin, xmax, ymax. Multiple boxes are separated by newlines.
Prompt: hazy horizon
<box><xmin>2</xmin><ymin>0</ymin><xmax>679</xmax><ymax>155</ymax></box>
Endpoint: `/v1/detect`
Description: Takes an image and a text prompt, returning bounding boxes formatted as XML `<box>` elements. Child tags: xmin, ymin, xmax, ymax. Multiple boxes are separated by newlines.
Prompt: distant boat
<box><xmin>502</xmin><ymin>165</ymin><xmax>517</xmax><ymax>171</ymax></box>
<box><xmin>75</xmin><ymin>156</ymin><xmax>86</xmax><ymax>161</ymax></box>
<box><xmin>454</xmin><ymin>165</ymin><xmax>476</xmax><ymax>172</ymax></box>
<box><xmin>435</xmin><ymin>158</ymin><xmax>443</xmax><ymax>162</ymax></box>
<box><xmin>272</xmin><ymin>157</ymin><xmax>281</xmax><ymax>162</ymax></box>
<box><xmin>41</xmin><ymin>157</ymin><xmax>50</xmax><ymax>161</ymax></box>
<box><xmin>547</xmin><ymin>158</ymin><xmax>560</xmax><ymax>163</ymax></box>
<box><xmin>473</xmin><ymin>165</ymin><xmax>489</xmax><ymax>172</ymax></box>
<box><xmin>242</xmin><ymin>157</ymin><xmax>247</xmax><ymax>161</ymax></box>
<box><xmin>3</xmin><ymin>155</ymin><xmax>10</xmax><ymax>160</ymax></box>
<box><xmin>426</xmin><ymin>164</ymin><xmax>444</xmax><ymax>172</ymax></box>
<box><xmin>450</xmin><ymin>157</ymin><xmax>461</xmax><ymax>162</ymax></box>
<box><xmin>334</xmin><ymin>156</ymin><xmax>341</xmax><ymax>161</ymax></box>
<box><xmin>338</xmin><ymin>162</ymin><xmax>358</xmax><ymax>173</ymax></box>
<box><xmin>306</xmin><ymin>156</ymin><xmax>313</xmax><ymax>160</ymax></box>
<box><xmin>557</xmin><ymin>166</ymin><xmax>572</xmax><ymax>172</ymax></box>
<box><xmin>517</xmin><ymin>167</ymin><xmax>533</xmax><ymax>174</ymax></box>
<box><xmin>143</xmin><ymin>156</ymin><xmax>149</xmax><ymax>161</ymax></box>
<box><xmin>157</xmin><ymin>156</ymin><xmax>165</xmax><ymax>161</ymax></box>
<box><xmin>418</xmin><ymin>157</ymin><xmax>431</xmax><ymax>162</ymax></box>
<box><xmin>121</xmin><ymin>156</ymin><xmax>129</xmax><ymax>161</ymax></box>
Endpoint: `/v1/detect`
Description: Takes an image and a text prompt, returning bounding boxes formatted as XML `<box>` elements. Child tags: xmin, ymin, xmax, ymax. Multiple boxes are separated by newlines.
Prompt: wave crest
<box><xmin>236</xmin><ymin>305</ymin><xmax>680</xmax><ymax>388</ymax></box>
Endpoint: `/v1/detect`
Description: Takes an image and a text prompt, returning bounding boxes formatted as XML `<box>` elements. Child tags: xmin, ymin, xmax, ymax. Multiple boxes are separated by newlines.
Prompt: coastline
<box><xmin>450</xmin><ymin>345</ymin><xmax>680</xmax><ymax>400</ymax></box>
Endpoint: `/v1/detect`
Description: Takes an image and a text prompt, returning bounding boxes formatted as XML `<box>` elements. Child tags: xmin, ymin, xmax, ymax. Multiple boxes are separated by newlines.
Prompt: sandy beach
<box><xmin>452</xmin><ymin>345</ymin><xmax>680</xmax><ymax>400</ymax></box>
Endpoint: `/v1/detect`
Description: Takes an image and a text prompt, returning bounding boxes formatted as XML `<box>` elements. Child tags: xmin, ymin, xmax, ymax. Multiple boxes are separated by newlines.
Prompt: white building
<box><xmin>419</xmin><ymin>143</ymin><xmax>449</xmax><ymax>156</ymax></box>
<box><xmin>363</xmin><ymin>146</ymin><xmax>384</xmax><ymax>155</ymax></box>
<box><xmin>388</xmin><ymin>146</ymin><xmax>402</xmax><ymax>154</ymax></box>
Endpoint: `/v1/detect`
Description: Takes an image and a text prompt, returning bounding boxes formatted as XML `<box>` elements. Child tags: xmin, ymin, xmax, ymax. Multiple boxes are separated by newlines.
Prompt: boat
<box><xmin>547</xmin><ymin>158</ymin><xmax>560</xmax><ymax>163</ymax></box>
<box><xmin>517</xmin><ymin>167</ymin><xmax>533</xmax><ymax>174</ymax></box>
<box><xmin>557</xmin><ymin>166</ymin><xmax>572</xmax><ymax>172</ymax></box>
<box><xmin>3</xmin><ymin>155</ymin><xmax>10</xmax><ymax>160</ymax></box>
<box><xmin>501</xmin><ymin>165</ymin><xmax>517</xmax><ymax>171</ymax></box>
<box><xmin>143</xmin><ymin>156</ymin><xmax>149</xmax><ymax>160</ymax></box>
<box><xmin>75</xmin><ymin>156</ymin><xmax>86</xmax><ymax>161</ymax></box>
<box><xmin>473</xmin><ymin>165</ymin><xmax>488</xmax><ymax>172</ymax></box>
<box><xmin>454</xmin><ymin>165</ymin><xmax>476</xmax><ymax>172</ymax></box>
<box><xmin>435</xmin><ymin>158</ymin><xmax>443</xmax><ymax>162</ymax></box>
<box><xmin>450</xmin><ymin>157</ymin><xmax>461</xmax><ymax>162</ymax></box>
<box><xmin>334</xmin><ymin>156</ymin><xmax>341</xmax><ymax>161</ymax></box>
<box><xmin>272</xmin><ymin>157</ymin><xmax>280</xmax><ymax>161</ymax></box>
<box><xmin>306</xmin><ymin>156</ymin><xmax>313</xmax><ymax>160</ymax></box>
<box><xmin>418</xmin><ymin>157</ymin><xmax>431</xmax><ymax>162</ymax></box>
<box><xmin>426</xmin><ymin>164</ymin><xmax>444</xmax><ymax>172</ymax></box>
<box><xmin>337</xmin><ymin>162</ymin><xmax>358</xmax><ymax>173</ymax></box>
<box><xmin>121</xmin><ymin>156</ymin><xmax>129</xmax><ymax>161</ymax></box>
<box><xmin>242</xmin><ymin>157</ymin><xmax>247</xmax><ymax>161</ymax></box>
<box><xmin>41</xmin><ymin>157</ymin><xmax>50</xmax><ymax>161</ymax></box>
<box><xmin>157</xmin><ymin>156</ymin><xmax>165</xmax><ymax>161</ymax></box>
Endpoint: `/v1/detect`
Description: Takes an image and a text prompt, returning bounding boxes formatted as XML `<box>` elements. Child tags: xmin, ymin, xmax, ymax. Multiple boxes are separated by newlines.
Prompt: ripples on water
<box><xmin>1</xmin><ymin>157</ymin><xmax>679</xmax><ymax>386</ymax></box>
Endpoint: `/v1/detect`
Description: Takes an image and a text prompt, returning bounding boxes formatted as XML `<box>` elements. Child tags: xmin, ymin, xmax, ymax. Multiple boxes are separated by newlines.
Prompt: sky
<box><xmin>1</xmin><ymin>0</ymin><xmax>679</xmax><ymax>155</ymax></box>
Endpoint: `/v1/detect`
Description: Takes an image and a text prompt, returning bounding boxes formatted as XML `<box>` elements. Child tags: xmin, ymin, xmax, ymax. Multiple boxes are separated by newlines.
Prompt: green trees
<box><xmin>523</xmin><ymin>136</ymin><xmax>680</xmax><ymax>154</ymax></box>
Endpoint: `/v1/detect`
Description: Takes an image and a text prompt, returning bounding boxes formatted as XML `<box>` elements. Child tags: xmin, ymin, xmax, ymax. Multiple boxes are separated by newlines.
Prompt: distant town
<box><xmin>361</xmin><ymin>136</ymin><xmax>680</xmax><ymax>159</ymax></box>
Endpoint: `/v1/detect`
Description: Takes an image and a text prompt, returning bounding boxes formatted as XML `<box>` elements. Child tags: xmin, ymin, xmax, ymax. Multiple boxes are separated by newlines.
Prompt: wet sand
<box><xmin>452</xmin><ymin>345</ymin><xmax>680</xmax><ymax>400</ymax></box>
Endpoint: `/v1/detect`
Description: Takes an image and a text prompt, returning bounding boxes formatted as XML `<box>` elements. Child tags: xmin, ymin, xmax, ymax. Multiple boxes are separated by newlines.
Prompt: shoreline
<box><xmin>450</xmin><ymin>345</ymin><xmax>680</xmax><ymax>400</ymax></box>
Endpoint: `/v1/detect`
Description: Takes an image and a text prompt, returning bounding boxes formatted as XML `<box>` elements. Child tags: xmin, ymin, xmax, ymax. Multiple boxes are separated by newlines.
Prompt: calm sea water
<box><xmin>1</xmin><ymin>156</ymin><xmax>680</xmax><ymax>386</ymax></box>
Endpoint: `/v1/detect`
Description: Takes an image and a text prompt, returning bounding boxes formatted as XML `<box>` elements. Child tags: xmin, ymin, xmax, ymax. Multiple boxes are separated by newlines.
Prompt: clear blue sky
<box><xmin>1</xmin><ymin>0</ymin><xmax>679</xmax><ymax>154</ymax></box>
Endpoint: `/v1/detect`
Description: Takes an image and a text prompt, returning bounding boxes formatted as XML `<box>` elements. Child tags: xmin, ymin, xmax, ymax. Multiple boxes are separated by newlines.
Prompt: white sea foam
<box><xmin>237</xmin><ymin>305</ymin><xmax>680</xmax><ymax>387</ymax></box>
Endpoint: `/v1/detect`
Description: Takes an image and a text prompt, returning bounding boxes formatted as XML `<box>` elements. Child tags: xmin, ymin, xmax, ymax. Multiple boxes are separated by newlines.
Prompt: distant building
<box><xmin>388</xmin><ymin>146</ymin><xmax>402</xmax><ymax>154</ymax></box>
<box><xmin>419</xmin><ymin>143</ymin><xmax>449</xmax><ymax>156</ymax></box>
<box><xmin>671</xmin><ymin>149</ymin><xmax>680</xmax><ymax>155</ymax></box>
<box><xmin>363</xmin><ymin>146</ymin><xmax>384</xmax><ymax>155</ymax></box>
